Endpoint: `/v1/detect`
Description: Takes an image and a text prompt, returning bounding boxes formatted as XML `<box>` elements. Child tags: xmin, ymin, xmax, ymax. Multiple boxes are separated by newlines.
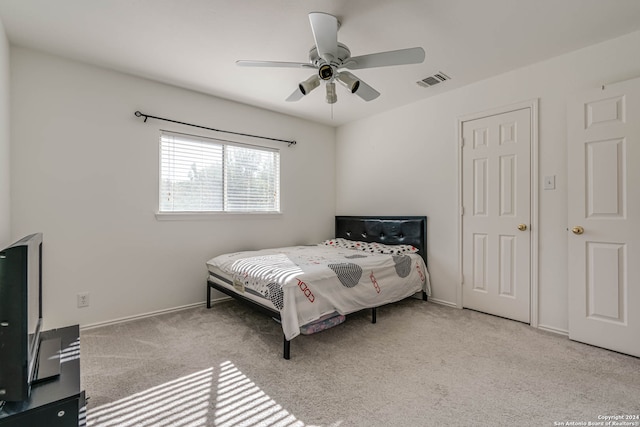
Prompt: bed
<box><xmin>206</xmin><ymin>215</ymin><xmax>430</xmax><ymax>359</ymax></box>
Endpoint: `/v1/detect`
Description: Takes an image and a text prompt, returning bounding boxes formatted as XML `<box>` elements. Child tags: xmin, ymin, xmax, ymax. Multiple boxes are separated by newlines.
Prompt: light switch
<box><xmin>544</xmin><ymin>175</ymin><xmax>556</xmax><ymax>190</ymax></box>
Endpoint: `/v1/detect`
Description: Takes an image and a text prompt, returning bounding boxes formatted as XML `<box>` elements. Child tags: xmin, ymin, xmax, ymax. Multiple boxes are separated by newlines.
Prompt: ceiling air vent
<box><xmin>417</xmin><ymin>72</ymin><xmax>450</xmax><ymax>88</ymax></box>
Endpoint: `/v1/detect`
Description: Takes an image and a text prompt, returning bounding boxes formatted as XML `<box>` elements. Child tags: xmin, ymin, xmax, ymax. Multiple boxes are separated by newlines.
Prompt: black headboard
<box><xmin>335</xmin><ymin>216</ymin><xmax>427</xmax><ymax>265</ymax></box>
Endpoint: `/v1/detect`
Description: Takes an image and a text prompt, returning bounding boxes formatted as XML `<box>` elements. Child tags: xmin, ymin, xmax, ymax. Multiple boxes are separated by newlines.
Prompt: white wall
<box><xmin>10</xmin><ymin>47</ymin><xmax>336</xmax><ymax>329</ymax></box>
<box><xmin>336</xmin><ymin>30</ymin><xmax>640</xmax><ymax>333</ymax></box>
<box><xmin>0</xmin><ymin>17</ymin><xmax>9</xmax><ymax>247</ymax></box>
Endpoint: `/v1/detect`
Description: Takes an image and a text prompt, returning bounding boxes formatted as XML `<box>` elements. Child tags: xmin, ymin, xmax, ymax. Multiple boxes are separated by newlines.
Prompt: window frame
<box><xmin>156</xmin><ymin>130</ymin><xmax>281</xmax><ymax>220</ymax></box>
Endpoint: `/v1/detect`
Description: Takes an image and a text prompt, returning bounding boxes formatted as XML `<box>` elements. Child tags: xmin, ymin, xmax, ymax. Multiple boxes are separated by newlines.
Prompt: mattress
<box><xmin>207</xmin><ymin>244</ymin><xmax>430</xmax><ymax>340</ymax></box>
<box><xmin>208</xmin><ymin>266</ymin><xmax>279</xmax><ymax>312</ymax></box>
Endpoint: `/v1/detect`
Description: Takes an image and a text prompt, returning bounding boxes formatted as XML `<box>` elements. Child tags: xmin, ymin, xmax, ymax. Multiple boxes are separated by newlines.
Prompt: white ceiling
<box><xmin>2</xmin><ymin>0</ymin><xmax>640</xmax><ymax>126</ymax></box>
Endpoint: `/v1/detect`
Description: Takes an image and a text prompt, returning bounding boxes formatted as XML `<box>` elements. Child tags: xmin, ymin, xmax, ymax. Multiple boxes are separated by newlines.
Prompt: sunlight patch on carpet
<box><xmin>214</xmin><ymin>361</ymin><xmax>342</xmax><ymax>427</ymax></box>
<box><xmin>85</xmin><ymin>362</ymin><xmax>343</xmax><ymax>427</ymax></box>
<box><xmin>86</xmin><ymin>368</ymin><xmax>214</xmax><ymax>426</ymax></box>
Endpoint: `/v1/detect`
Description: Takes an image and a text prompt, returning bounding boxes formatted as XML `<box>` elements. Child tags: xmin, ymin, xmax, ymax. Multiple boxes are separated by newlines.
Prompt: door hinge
<box><xmin>460</xmin><ymin>206</ymin><xmax>465</xmax><ymax>216</ymax></box>
<box><xmin>461</xmin><ymin>137</ymin><xmax>465</xmax><ymax>148</ymax></box>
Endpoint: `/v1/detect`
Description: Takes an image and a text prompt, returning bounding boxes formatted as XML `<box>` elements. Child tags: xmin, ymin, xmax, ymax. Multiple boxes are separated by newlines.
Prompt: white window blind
<box><xmin>160</xmin><ymin>132</ymin><xmax>280</xmax><ymax>213</ymax></box>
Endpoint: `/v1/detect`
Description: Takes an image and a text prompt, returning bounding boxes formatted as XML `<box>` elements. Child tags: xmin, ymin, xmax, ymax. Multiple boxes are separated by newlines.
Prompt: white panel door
<box><xmin>567</xmin><ymin>77</ymin><xmax>640</xmax><ymax>357</ymax></box>
<box><xmin>462</xmin><ymin>108</ymin><xmax>531</xmax><ymax>323</ymax></box>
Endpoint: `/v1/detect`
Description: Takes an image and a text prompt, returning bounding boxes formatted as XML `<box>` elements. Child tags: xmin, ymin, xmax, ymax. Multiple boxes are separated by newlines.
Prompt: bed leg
<box><xmin>283</xmin><ymin>336</ymin><xmax>290</xmax><ymax>360</ymax></box>
<box><xmin>422</xmin><ymin>291</ymin><xmax>428</xmax><ymax>301</ymax></box>
<box><xmin>371</xmin><ymin>307</ymin><xmax>377</xmax><ymax>324</ymax></box>
<box><xmin>206</xmin><ymin>283</ymin><xmax>212</xmax><ymax>309</ymax></box>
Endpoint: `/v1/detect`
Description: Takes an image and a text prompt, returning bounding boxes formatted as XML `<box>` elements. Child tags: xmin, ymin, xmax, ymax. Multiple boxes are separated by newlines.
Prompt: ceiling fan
<box><xmin>236</xmin><ymin>12</ymin><xmax>425</xmax><ymax>104</ymax></box>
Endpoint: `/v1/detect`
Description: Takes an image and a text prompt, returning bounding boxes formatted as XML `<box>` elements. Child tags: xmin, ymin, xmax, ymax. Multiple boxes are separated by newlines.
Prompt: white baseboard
<box><xmin>80</xmin><ymin>293</ymin><xmax>456</xmax><ymax>331</ymax></box>
<box><xmin>80</xmin><ymin>297</ymin><xmax>232</xmax><ymax>331</ymax></box>
<box><xmin>419</xmin><ymin>297</ymin><xmax>570</xmax><ymax>337</ymax></box>
<box><xmin>79</xmin><ymin>295</ymin><xmax>570</xmax><ymax>341</ymax></box>
<box><xmin>428</xmin><ymin>297</ymin><xmax>459</xmax><ymax>309</ymax></box>
<box><xmin>537</xmin><ymin>324</ymin><xmax>569</xmax><ymax>336</ymax></box>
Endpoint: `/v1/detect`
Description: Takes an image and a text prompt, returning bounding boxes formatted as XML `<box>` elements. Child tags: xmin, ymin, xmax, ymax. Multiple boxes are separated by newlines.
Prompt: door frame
<box><xmin>456</xmin><ymin>99</ymin><xmax>539</xmax><ymax>327</ymax></box>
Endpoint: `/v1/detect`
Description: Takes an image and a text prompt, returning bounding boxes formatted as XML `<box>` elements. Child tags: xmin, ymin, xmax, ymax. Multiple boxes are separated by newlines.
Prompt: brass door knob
<box><xmin>517</xmin><ymin>224</ymin><xmax>527</xmax><ymax>231</ymax></box>
<box><xmin>572</xmin><ymin>226</ymin><xmax>584</xmax><ymax>235</ymax></box>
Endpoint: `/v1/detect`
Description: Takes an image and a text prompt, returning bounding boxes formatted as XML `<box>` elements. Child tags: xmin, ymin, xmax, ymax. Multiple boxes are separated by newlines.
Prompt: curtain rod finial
<box><xmin>134</xmin><ymin>111</ymin><xmax>148</xmax><ymax>122</ymax></box>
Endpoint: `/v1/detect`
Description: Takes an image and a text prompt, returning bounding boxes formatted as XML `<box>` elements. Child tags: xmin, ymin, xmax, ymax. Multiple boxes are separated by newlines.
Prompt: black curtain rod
<box><xmin>134</xmin><ymin>111</ymin><xmax>297</xmax><ymax>147</ymax></box>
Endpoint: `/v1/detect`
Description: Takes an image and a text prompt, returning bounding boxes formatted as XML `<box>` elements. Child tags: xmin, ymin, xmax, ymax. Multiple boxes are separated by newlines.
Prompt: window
<box><xmin>159</xmin><ymin>131</ymin><xmax>280</xmax><ymax>213</ymax></box>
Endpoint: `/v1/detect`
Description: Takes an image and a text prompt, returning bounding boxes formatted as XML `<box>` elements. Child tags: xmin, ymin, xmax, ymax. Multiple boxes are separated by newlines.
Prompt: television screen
<box><xmin>0</xmin><ymin>233</ymin><xmax>43</xmax><ymax>402</ymax></box>
<box><xmin>26</xmin><ymin>234</ymin><xmax>43</xmax><ymax>383</ymax></box>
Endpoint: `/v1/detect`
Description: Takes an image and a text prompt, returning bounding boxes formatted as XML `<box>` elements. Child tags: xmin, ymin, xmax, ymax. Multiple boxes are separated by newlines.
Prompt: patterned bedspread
<box><xmin>207</xmin><ymin>244</ymin><xmax>430</xmax><ymax>340</ymax></box>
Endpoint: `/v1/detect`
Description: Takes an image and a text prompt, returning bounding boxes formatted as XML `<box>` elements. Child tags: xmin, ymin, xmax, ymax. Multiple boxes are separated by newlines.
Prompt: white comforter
<box><xmin>207</xmin><ymin>245</ymin><xmax>430</xmax><ymax>340</ymax></box>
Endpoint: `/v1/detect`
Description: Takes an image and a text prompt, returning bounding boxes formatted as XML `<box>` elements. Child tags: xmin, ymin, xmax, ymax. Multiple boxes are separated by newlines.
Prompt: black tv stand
<box><xmin>0</xmin><ymin>325</ymin><xmax>84</xmax><ymax>427</ymax></box>
<box><xmin>34</xmin><ymin>336</ymin><xmax>62</xmax><ymax>383</ymax></box>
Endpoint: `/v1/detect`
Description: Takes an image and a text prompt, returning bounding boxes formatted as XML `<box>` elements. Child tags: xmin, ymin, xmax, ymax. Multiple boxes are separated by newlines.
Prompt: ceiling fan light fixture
<box><xmin>318</xmin><ymin>64</ymin><xmax>334</xmax><ymax>80</ymax></box>
<box><xmin>326</xmin><ymin>82</ymin><xmax>337</xmax><ymax>104</ymax></box>
<box><xmin>299</xmin><ymin>75</ymin><xmax>320</xmax><ymax>95</ymax></box>
<box><xmin>336</xmin><ymin>71</ymin><xmax>360</xmax><ymax>93</ymax></box>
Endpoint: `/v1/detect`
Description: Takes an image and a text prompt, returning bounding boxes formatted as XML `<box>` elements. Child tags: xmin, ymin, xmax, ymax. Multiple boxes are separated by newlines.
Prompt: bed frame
<box><xmin>206</xmin><ymin>215</ymin><xmax>428</xmax><ymax>359</ymax></box>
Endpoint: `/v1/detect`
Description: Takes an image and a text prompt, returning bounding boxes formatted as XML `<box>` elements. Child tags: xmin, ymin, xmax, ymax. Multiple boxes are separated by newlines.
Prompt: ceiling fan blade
<box><xmin>308</xmin><ymin>12</ymin><xmax>338</xmax><ymax>62</ymax></box>
<box><xmin>236</xmin><ymin>60</ymin><xmax>316</xmax><ymax>69</ymax></box>
<box><xmin>286</xmin><ymin>87</ymin><xmax>305</xmax><ymax>102</ymax></box>
<box><xmin>344</xmin><ymin>47</ymin><xmax>425</xmax><ymax>70</ymax></box>
<box><xmin>352</xmin><ymin>77</ymin><xmax>380</xmax><ymax>101</ymax></box>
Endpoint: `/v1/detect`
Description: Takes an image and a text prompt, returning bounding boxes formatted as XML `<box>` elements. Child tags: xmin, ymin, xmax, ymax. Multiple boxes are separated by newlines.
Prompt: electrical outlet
<box><xmin>77</xmin><ymin>292</ymin><xmax>90</xmax><ymax>308</ymax></box>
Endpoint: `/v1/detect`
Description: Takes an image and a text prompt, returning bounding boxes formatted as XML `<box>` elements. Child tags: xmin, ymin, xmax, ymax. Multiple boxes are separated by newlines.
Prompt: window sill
<box><xmin>155</xmin><ymin>211</ymin><xmax>283</xmax><ymax>221</ymax></box>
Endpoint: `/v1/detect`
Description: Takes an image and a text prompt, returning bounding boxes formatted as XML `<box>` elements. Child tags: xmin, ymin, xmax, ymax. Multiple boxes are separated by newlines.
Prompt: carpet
<box><xmin>80</xmin><ymin>299</ymin><xmax>640</xmax><ymax>427</ymax></box>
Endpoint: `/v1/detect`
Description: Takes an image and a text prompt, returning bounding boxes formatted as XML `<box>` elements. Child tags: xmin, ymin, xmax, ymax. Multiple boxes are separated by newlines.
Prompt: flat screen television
<box><xmin>0</xmin><ymin>233</ymin><xmax>43</xmax><ymax>402</ymax></box>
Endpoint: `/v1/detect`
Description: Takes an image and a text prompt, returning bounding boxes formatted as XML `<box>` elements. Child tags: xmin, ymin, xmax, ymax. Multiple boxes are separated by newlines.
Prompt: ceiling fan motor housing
<box><xmin>310</xmin><ymin>43</ymin><xmax>351</xmax><ymax>71</ymax></box>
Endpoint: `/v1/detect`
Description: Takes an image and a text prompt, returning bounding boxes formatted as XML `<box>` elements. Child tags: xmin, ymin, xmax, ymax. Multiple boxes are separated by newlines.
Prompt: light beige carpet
<box><xmin>80</xmin><ymin>299</ymin><xmax>640</xmax><ymax>427</ymax></box>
